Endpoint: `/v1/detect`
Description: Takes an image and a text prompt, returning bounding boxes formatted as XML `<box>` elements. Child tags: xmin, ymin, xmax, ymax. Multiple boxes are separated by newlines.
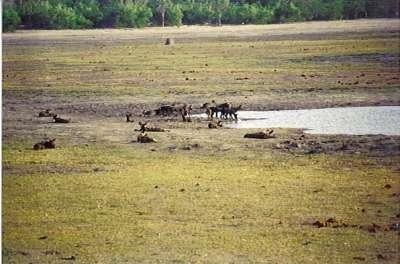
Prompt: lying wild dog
<box><xmin>208</xmin><ymin>120</ymin><xmax>223</xmax><ymax>129</ymax></box>
<box><xmin>137</xmin><ymin>132</ymin><xmax>157</xmax><ymax>143</ymax></box>
<box><xmin>222</xmin><ymin>105</ymin><xmax>242</xmax><ymax>120</ymax></box>
<box><xmin>38</xmin><ymin>109</ymin><xmax>55</xmax><ymax>117</ymax></box>
<box><xmin>244</xmin><ymin>129</ymin><xmax>275</xmax><ymax>139</ymax></box>
<box><xmin>126</xmin><ymin>113</ymin><xmax>134</xmax><ymax>122</ymax></box>
<box><xmin>53</xmin><ymin>115</ymin><xmax>70</xmax><ymax>123</ymax></box>
<box><xmin>135</xmin><ymin>121</ymin><xmax>169</xmax><ymax>132</ymax></box>
<box><xmin>33</xmin><ymin>138</ymin><xmax>56</xmax><ymax>150</ymax></box>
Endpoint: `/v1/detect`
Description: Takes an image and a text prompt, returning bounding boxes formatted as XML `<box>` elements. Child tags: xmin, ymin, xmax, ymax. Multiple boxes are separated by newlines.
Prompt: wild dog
<box><xmin>137</xmin><ymin>132</ymin><xmax>157</xmax><ymax>143</ymax></box>
<box><xmin>244</xmin><ymin>129</ymin><xmax>275</xmax><ymax>139</ymax></box>
<box><xmin>33</xmin><ymin>138</ymin><xmax>56</xmax><ymax>150</ymax></box>
<box><xmin>201</xmin><ymin>103</ymin><xmax>214</xmax><ymax>120</ymax></box>
<box><xmin>179</xmin><ymin>104</ymin><xmax>192</xmax><ymax>122</ymax></box>
<box><xmin>223</xmin><ymin>105</ymin><xmax>242</xmax><ymax>120</ymax></box>
<box><xmin>202</xmin><ymin>101</ymin><xmax>231</xmax><ymax>118</ymax></box>
<box><xmin>154</xmin><ymin>105</ymin><xmax>175</xmax><ymax>116</ymax></box>
<box><xmin>126</xmin><ymin>113</ymin><xmax>134</xmax><ymax>122</ymax></box>
<box><xmin>38</xmin><ymin>109</ymin><xmax>55</xmax><ymax>117</ymax></box>
<box><xmin>53</xmin><ymin>115</ymin><xmax>70</xmax><ymax>123</ymax></box>
<box><xmin>135</xmin><ymin>122</ymin><xmax>169</xmax><ymax>132</ymax></box>
<box><xmin>208</xmin><ymin>120</ymin><xmax>223</xmax><ymax>129</ymax></box>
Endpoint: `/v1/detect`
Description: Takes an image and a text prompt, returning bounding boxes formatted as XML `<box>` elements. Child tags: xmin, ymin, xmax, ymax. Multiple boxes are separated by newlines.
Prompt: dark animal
<box><xmin>215</xmin><ymin>102</ymin><xmax>231</xmax><ymax>118</ymax></box>
<box><xmin>165</xmin><ymin>38</ymin><xmax>174</xmax><ymax>45</ymax></box>
<box><xmin>38</xmin><ymin>109</ymin><xmax>55</xmax><ymax>117</ymax></box>
<box><xmin>222</xmin><ymin>104</ymin><xmax>242</xmax><ymax>120</ymax></box>
<box><xmin>154</xmin><ymin>105</ymin><xmax>176</xmax><ymax>116</ymax></box>
<box><xmin>244</xmin><ymin>129</ymin><xmax>275</xmax><ymax>139</ymax></box>
<box><xmin>201</xmin><ymin>102</ymin><xmax>214</xmax><ymax>120</ymax></box>
<box><xmin>179</xmin><ymin>104</ymin><xmax>192</xmax><ymax>122</ymax></box>
<box><xmin>202</xmin><ymin>101</ymin><xmax>231</xmax><ymax>119</ymax></box>
<box><xmin>126</xmin><ymin>113</ymin><xmax>134</xmax><ymax>122</ymax></box>
<box><xmin>53</xmin><ymin>115</ymin><xmax>70</xmax><ymax>123</ymax></box>
<box><xmin>33</xmin><ymin>139</ymin><xmax>56</xmax><ymax>150</ymax></box>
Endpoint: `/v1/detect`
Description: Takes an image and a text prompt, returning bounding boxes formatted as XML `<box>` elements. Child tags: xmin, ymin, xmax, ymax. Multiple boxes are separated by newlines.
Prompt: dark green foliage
<box><xmin>167</xmin><ymin>4</ymin><xmax>184</xmax><ymax>26</ymax></box>
<box><xmin>3</xmin><ymin>6</ymin><xmax>21</xmax><ymax>32</ymax></box>
<box><xmin>224</xmin><ymin>3</ymin><xmax>272</xmax><ymax>24</ymax></box>
<box><xmin>117</xmin><ymin>2</ymin><xmax>153</xmax><ymax>28</ymax></box>
<box><xmin>182</xmin><ymin>1</ymin><xmax>214</xmax><ymax>24</ymax></box>
<box><xmin>10</xmin><ymin>0</ymin><xmax>400</xmax><ymax>30</ymax></box>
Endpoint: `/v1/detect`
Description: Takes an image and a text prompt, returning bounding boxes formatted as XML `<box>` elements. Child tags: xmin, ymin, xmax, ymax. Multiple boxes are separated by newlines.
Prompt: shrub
<box><xmin>167</xmin><ymin>4</ymin><xmax>183</xmax><ymax>26</ymax></box>
<box><xmin>117</xmin><ymin>3</ymin><xmax>152</xmax><ymax>28</ymax></box>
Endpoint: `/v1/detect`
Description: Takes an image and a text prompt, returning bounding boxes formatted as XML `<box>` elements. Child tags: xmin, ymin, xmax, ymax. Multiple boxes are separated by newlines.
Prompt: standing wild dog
<box><xmin>222</xmin><ymin>105</ymin><xmax>242</xmax><ymax>120</ymax></box>
<box><xmin>201</xmin><ymin>102</ymin><xmax>213</xmax><ymax>120</ymax></box>
<box><xmin>201</xmin><ymin>101</ymin><xmax>230</xmax><ymax>119</ymax></box>
<box><xmin>179</xmin><ymin>104</ymin><xmax>192</xmax><ymax>122</ymax></box>
<box><xmin>126</xmin><ymin>113</ymin><xmax>134</xmax><ymax>122</ymax></box>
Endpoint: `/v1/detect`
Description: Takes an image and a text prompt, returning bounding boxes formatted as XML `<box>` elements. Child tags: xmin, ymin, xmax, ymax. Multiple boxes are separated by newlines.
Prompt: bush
<box><xmin>167</xmin><ymin>4</ymin><xmax>183</xmax><ymax>26</ymax></box>
<box><xmin>116</xmin><ymin>3</ymin><xmax>152</xmax><ymax>28</ymax></box>
<box><xmin>19</xmin><ymin>0</ymin><xmax>81</xmax><ymax>29</ymax></box>
<box><xmin>74</xmin><ymin>0</ymin><xmax>103</xmax><ymax>28</ymax></box>
<box><xmin>182</xmin><ymin>2</ymin><xmax>214</xmax><ymax>24</ymax></box>
<box><xmin>3</xmin><ymin>6</ymin><xmax>21</xmax><ymax>32</ymax></box>
<box><xmin>19</xmin><ymin>1</ymin><xmax>53</xmax><ymax>29</ymax></box>
<box><xmin>50</xmin><ymin>3</ymin><xmax>78</xmax><ymax>29</ymax></box>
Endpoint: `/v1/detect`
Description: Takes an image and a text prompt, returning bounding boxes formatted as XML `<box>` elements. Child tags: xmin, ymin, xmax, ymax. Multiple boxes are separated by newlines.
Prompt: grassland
<box><xmin>2</xmin><ymin>19</ymin><xmax>400</xmax><ymax>263</ymax></box>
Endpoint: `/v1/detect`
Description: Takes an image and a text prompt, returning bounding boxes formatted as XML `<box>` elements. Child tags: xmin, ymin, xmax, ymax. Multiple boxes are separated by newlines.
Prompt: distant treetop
<box><xmin>3</xmin><ymin>0</ymin><xmax>399</xmax><ymax>32</ymax></box>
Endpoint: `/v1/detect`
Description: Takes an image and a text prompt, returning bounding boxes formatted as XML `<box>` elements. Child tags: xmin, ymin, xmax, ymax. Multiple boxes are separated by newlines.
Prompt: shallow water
<box><xmin>205</xmin><ymin>106</ymin><xmax>400</xmax><ymax>135</ymax></box>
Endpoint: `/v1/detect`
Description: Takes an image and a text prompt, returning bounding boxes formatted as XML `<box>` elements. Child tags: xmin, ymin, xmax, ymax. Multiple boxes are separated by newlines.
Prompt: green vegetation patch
<box><xmin>3</xmin><ymin>143</ymin><xmax>399</xmax><ymax>263</ymax></box>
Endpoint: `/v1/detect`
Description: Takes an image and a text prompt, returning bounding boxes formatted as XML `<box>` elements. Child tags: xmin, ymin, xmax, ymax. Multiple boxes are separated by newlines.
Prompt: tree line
<box><xmin>3</xmin><ymin>0</ymin><xmax>399</xmax><ymax>32</ymax></box>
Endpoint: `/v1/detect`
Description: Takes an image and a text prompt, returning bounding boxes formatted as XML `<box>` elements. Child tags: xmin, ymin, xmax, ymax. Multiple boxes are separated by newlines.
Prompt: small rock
<box><xmin>39</xmin><ymin>236</ymin><xmax>48</xmax><ymax>240</ymax></box>
<box><xmin>384</xmin><ymin>184</ymin><xmax>392</xmax><ymax>189</ymax></box>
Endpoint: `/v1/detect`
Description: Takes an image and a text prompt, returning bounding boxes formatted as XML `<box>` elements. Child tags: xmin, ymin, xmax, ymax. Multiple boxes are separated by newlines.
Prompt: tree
<box><xmin>156</xmin><ymin>0</ymin><xmax>171</xmax><ymax>27</ymax></box>
<box><xmin>211</xmin><ymin>0</ymin><xmax>230</xmax><ymax>26</ymax></box>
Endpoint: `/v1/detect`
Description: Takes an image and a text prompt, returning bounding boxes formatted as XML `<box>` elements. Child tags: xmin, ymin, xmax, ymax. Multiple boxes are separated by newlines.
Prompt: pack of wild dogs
<box><xmin>33</xmin><ymin>101</ymin><xmax>274</xmax><ymax>148</ymax></box>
